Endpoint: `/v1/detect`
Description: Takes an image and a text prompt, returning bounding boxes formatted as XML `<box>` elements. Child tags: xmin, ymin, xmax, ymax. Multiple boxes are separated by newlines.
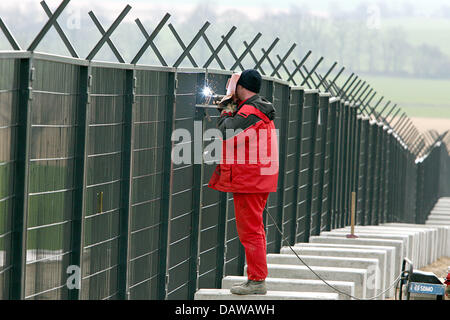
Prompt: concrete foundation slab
<box><xmin>282</xmin><ymin>245</ymin><xmax>393</xmax><ymax>297</ymax></box>
<box><xmin>249</xmin><ymin>264</ymin><xmax>368</xmax><ymax>299</ymax></box>
<box><xmin>308</xmin><ymin>236</ymin><xmax>404</xmax><ymax>275</ymax></box>
<box><xmin>221</xmin><ymin>276</ymin><xmax>355</xmax><ymax>300</ymax></box>
<box><xmin>265</xmin><ymin>254</ymin><xmax>383</xmax><ymax>299</ymax></box>
<box><xmin>194</xmin><ymin>289</ymin><xmax>339</xmax><ymax>300</ymax></box>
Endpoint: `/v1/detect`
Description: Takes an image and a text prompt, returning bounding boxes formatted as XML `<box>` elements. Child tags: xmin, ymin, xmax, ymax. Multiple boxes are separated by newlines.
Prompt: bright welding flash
<box><xmin>202</xmin><ymin>86</ymin><xmax>213</xmax><ymax>97</ymax></box>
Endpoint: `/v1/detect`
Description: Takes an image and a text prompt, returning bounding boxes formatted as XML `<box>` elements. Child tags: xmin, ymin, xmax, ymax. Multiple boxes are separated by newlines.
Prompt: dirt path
<box><xmin>411</xmin><ymin>117</ymin><xmax>450</xmax><ymax>134</ymax></box>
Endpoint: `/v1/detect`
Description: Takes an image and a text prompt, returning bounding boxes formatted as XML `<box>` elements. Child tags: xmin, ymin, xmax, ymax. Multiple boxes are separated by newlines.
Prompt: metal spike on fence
<box><xmin>288</xmin><ymin>50</ymin><xmax>312</xmax><ymax>83</ymax></box>
<box><xmin>276</xmin><ymin>54</ymin><xmax>296</xmax><ymax>85</ymax></box>
<box><xmin>203</xmin><ymin>26</ymin><xmax>237</xmax><ymax>69</ymax></box>
<box><xmin>337</xmin><ymin>73</ymin><xmax>355</xmax><ymax>97</ymax></box>
<box><xmin>133</xmin><ymin>14</ymin><xmax>171</xmax><ymax>65</ymax></box>
<box><xmin>0</xmin><ymin>18</ymin><xmax>22</xmax><ymax>50</ymax></box>
<box><xmin>302</xmin><ymin>65</ymin><xmax>319</xmax><ymax>89</ymax></box>
<box><xmin>325</xmin><ymin>66</ymin><xmax>345</xmax><ymax>93</ymax></box>
<box><xmin>230</xmin><ymin>32</ymin><xmax>262</xmax><ymax>71</ymax></box>
<box><xmin>254</xmin><ymin>38</ymin><xmax>279</xmax><ymax>72</ymax></box>
<box><xmin>340</xmin><ymin>74</ymin><xmax>358</xmax><ymax>98</ymax></box>
<box><xmin>244</xmin><ymin>41</ymin><xmax>266</xmax><ymax>75</ymax></box>
<box><xmin>88</xmin><ymin>10</ymin><xmax>126</xmax><ymax>63</ymax></box>
<box><xmin>316</xmin><ymin>62</ymin><xmax>337</xmax><ymax>91</ymax></box>
<box><xmin>86</xmin><ymin>5</ymin><xmax>132</xmax><ymax>61</ymax></box>
<box><xmin>28</xmin><ymin>0</ymin><xmax>71</xmax><ymax>52</ymax></box>
<box><xmin>392</xmin><ymin>112</ymin><xmax>407</xmax><ymax>131</ymax></box>
<box><xmin>40</xmin><ymin>0</ymin><xmax>78</xmax><ymax>58</ymax></box>
<box><xmin>271</xmin><ymin>43</ymin><xmax>297</xmax><ymax>78</ymax></box>
<box><xmin>171</xmin><ymin>21</ymin><xmax>211</xmax><ymax>68</ymax></box>
<box><xmin>300</xmin><ymin>57</ymin><xmax>323</xmax><ymax>86</ymax></box>
<box><xmin>261</xmin><ymin>48</ymin><xmax>280</xmax><ymax>78</ymax></box>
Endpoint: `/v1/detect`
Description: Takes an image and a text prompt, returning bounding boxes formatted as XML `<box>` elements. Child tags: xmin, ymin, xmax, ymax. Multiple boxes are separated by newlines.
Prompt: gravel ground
<box><xmin>419</xmin><ymin>256</ymin><xmax>450</xmax><ymax>281</ymax></box>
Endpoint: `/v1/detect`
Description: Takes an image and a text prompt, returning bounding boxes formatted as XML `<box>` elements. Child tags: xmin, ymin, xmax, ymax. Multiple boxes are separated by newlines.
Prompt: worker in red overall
<box><xmin>208</xmin><ymin>69</ymin><xmax>279</xmax><ymax>295</ymax></box>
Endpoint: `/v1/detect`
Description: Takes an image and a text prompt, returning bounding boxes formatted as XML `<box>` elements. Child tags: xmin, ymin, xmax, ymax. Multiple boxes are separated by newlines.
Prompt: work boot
<box><xmin>230</xmin><ymin>280</ymin><xmax>267</xmax><ymax>295</ymax></box>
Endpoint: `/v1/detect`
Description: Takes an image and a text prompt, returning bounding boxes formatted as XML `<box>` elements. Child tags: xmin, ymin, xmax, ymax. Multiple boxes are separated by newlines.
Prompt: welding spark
<box><xmin>202</xmin><ymin>86</ymin><xmax>213</xmax><ymax>97</ymax></box>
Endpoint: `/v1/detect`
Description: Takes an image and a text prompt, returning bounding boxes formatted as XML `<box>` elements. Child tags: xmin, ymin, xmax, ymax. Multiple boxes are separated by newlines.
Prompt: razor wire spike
<box><xmin>86</xmin><ymin>5</ymin><xmax>132</xmax><ymax>61</ymax></box>
<box><xmin>40</xmin><ymin>0</ymin><xmax>78</xmax><ymax>58</ymax></box>
<box><xmin>28</xmin><ymin>0</ymin><xmax>71</xmax><ymax>51</ymax></box>
<box><xmin>133</xmin><ymin>14</ymin><xmax>171</xmax><ymax>66</ymax></box>
<box><xmin>0</xmin><ymin>18</ymin><xmax>22</xmax><ymax>50</ymax></box>
<box><xmin>203</xmin><ymin>26</ymin><xmax>236</xmax><ymax>69</ymax></box>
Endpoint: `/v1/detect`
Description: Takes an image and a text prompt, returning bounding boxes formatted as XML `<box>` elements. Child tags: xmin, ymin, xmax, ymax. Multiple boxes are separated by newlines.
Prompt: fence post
<box><xmin>314</xmin><ymin>92</ymin><xmax>330</xmax><ymax>235</ymax></box>
<box><xmin>116</xmin><ymin>68</ymin><xmax>136</xmax><ymax>300</ymax></box>
<box><xmin>70</xmin><ymin>63</ymin><xmax>91</xmax><ymax>300</ymax></box>
<box><xmin>159</xmin><ymin>71</ymin><xmax>176</xmax><ymax>300</ymax></box>
<box><xmin>327</xmin><ymin>98</ymin><xmax>338</xmax><ymax>231</ymax></box>
<box><xmin>11</xmin><ymin>57</ymin><xmax>34</xmax><ymax>300</ymax></box>
<box><xmin>303</xmin><ymin>89</ymin><xmax>319</xmax><ymax>242</ymax></box>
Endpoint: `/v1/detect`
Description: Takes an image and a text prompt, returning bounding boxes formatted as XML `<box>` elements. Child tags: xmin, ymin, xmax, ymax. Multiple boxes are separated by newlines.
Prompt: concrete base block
<box><xmin>283</xmin><ymin>245</ymin><xmax>393</xmax><ymax>298</ymax></box>
<box><xmin>356</xmin><ymin>225</ymin><xmax>433</xmax><ymax>267</ymax></box>
<box><xmin>381</xmin><ymin>224</ymin><xmax>443</xmax><ymax>266</ymax></box>
<box><xmin>194</xmin><ymin>288</ymin><xmax>339</xmax><ymax>300</ymax></box>
<box><xmin>265</xmin><ymin>254</ymin><xmax>383</xmax><ymax>299</ymax></box>
<box><xmin>334</xmin><ymin>226</ymin><xmax>420</xmax><ymax>266</ymax></box>
<box><xmin>250</xmin><ymin>264</ymin><xmax>368</xmax><ymax>299</ymax></box>
<box><xmin>308</xmin><ymin>236</ymin><xmax>403</xmax><ymax>276</ymax></box>
<box><xmin>322</xmin><ymin>230</ymin><xmax>410</xmax><ymax>264</ymax></box>
<box><xmin>221</xmin><ymin>276</ymin><xmax>355</xmax><ymax>300</ymax></box>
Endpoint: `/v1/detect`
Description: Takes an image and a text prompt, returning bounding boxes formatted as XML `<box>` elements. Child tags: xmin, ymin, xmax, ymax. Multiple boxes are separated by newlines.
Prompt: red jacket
<box><xmin>208</xmin><ymin>95</ymin><xmax>279</xmax><ymax>193</ymax></box>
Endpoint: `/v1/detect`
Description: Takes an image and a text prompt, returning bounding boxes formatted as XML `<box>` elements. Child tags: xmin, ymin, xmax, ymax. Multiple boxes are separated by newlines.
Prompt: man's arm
<box><xmin>217</xmin><ymin>109</ymin><xmax>260</xmax><ymax>139</ymax></box>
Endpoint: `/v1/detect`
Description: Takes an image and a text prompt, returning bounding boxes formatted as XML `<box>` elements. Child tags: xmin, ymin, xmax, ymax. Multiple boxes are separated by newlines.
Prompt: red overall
<box><xmin>209</xmin><ymin>95</ymin><xmax>279</xmax><ymax>281</ymax></box>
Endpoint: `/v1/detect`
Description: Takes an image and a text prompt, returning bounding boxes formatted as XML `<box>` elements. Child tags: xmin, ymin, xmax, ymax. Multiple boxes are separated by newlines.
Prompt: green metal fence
<box><xmin>1</xmin><ymin>1</ymin><xmax>450</xmax><ymax>300</ymax></box>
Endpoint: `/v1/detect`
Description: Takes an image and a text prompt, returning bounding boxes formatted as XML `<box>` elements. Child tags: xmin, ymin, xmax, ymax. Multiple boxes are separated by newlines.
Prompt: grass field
<box><xmin>341</xmin><ymin>75</ymin><xmax>450</xmax><ymax>120</ymax></box>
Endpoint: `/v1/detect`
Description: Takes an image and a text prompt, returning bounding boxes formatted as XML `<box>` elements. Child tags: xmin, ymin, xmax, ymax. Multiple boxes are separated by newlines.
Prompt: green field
<box><xmin>339</xmin><ymin>75</ymin><xmax>450</xmax><ymax>119</ymax></box>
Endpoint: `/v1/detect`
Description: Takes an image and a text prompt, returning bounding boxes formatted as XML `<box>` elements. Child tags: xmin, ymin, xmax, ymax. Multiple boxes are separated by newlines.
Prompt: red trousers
<box><xmin>233</xmin><ymin>192</ymin><xmax>270</xmax><ymax>281</ymax></box>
